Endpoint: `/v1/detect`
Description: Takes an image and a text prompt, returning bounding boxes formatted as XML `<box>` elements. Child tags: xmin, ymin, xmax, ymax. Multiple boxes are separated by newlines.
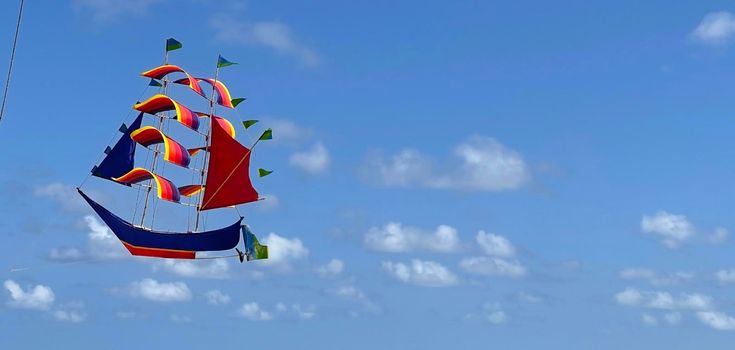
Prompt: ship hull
<box><xmin>78</xmin><ymin>189</ymin><xmax>242</xmax><ymax>259</ymax></box>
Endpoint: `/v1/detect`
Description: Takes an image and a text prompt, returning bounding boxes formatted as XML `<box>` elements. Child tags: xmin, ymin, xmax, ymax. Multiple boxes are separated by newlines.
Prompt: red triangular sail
<box><xmin>200</xmin><ymin>120</ymin><xmax>258</xmax><ymax>210</ymax></box>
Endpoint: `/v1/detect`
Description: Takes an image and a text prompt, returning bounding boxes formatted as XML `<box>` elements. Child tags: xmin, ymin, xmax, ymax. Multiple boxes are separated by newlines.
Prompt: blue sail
<box><xmin>92</xmin><ymin>112</ymin><xmax>144</xmax><ymax>181</ymax></box>
<box><xmin>78</xmin><ymin>189</ymin><xmax>242</xmax><ymax>259</ymax></box>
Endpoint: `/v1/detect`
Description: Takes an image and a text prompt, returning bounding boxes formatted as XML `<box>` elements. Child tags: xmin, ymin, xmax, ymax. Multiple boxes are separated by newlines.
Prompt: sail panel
<box><xmin>134</xmin><ymin>94</ymin><xmax>199</xmax><ymax>131</ymax></box>
<box><xmin>141</xmin><ymin>65</ymin><xmax>204</xmax><ymax>95</ymax></box>
<box><xmin>93</xmin><ymin>112</ymin><xmax>144</xmax><ymax>181</ymax></box>
<box><xmin>195</xmin><ymin>113</ymin><xmax>236</xmax><ymax>138</ymax></box>
<box><xmin>79</xmin><ymin>189</ymin><xmax>242</xmax><ymax>259</ymax></box>
<box><xmin>178</xmin><ymin>184</ymin><xmax>203</xmax><ymax>197</ymax></box>
<box><xmin>113</xmin><ymin>168</ymin><xmax>181</xmax><ymax>202</ymax></box>
<box><xmin>188</xmin><ymin>147</ymin><xmax>207</xmax><ymax>156</ymax></box>
<box><xmin>174</xmin><ymin>77</ymin><xmax>234</xmax><ymax>108</ymax></box>
<box><xmin>130</xmin><ymin>126</ymin><xmax>191</xmax><ymax>168</ymax></box>
<box><xmin>200</xmin><ymin>119</ymin><xmax>259</xmax><ymax>210</ymax></box>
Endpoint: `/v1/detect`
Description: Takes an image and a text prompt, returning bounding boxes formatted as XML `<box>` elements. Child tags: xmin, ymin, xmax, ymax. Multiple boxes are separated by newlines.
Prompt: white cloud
<box><xmin>614</xmin><ymin>287</ymin><xmax>711</xmax><ymax>311</ymax></box>
<box><xmin>47</xmin><ymin>215</ymin><xmax>127</xmax><ymax>263</ymax></box>
<box><xmin>363</xmin><ymin>136</ymin><xmax>529</xmax><ymax>192</ymax></box>
<box><xmin>47</xmin><ymin>247</ymin><xmax>84</xmax><ymax>262</ymax></box>
<box><xmin>460</xmin><ymin>231</ymin><xmax>525</xmax><ymax>277</ymax></box>
<box><xmin>291</xmin><ymin>304</ymin><xmax>317</xmax><ymax>320</ymax></box>
<box><xmin>258</xmin><ymin>233</ymin><xmax>309</xmax><ymax>271</ymax></box>
<box><xmin>476</xmin><ymin>231</ymin><xmax>516</xmax><ymax>258</ymax></box>
<box><xmin>715</xmin><ymin>269</ymin><xmax>735</xmax><ymax>284</ymax></box>
<box><xmin>85</xmin><ymin>215</ymin><xmax>127</xmax><ymax>259</ymax></box>
<box><xmin>262</xmin><ymin>118</ymin><xmax>313</xmax><ymax>145</ymax></box>
<box><xmin>155</xmin><ymin>259</ymin><xmax>229</xmax><ymax>279</ymax></box>
<box><xmin>210</xmin><ymin>15</ymin><xmax>319</xmax><ymax>67</ymax></box>
<box><xmin>329</xmin><ymin>285</ymin><xmax>381</xmax><ymax>313</ymax></box>
<box><xmin>238</xmin><ymin>302</ymin><xmax>273</xmax><ymax>321</ymax></box>
<box><xmin>73</xmin><ymin>0</ymin><xmax>163</xmax><ymax>23</ymax></box>
<box><xmin>52</xmin><ymin>303</ymin><xmax>87</xmax><ymax>323</ymax></box>
<box><xmin>289</xmin><ymin>142</ymin><xmax>330</xmax><ymax>175</ymax></box>
<box><xmin>517</xmin><ymin>291</ymin><xmax>542</xmax><ymax>304</ymax></box>
<box><xmin>331</xmin><ymin>286</ymin><xmax>366</xmax><ymax>300</ymax></box>
<box><xmin>382</xmin><ymin>259</ymin><xmax>459</xmax><ymax>287</ymax></box>
<box><xmin>204</xmin><ymin>290</ymin><xmax>231</xmax><ymax>305</ymax></box>
<box><xmin>641</xmin><ymin>313</ymin><xmax>658</xmax><ymax>326</ymax></box>
<box><xmin>664</xmin><ymin>312</ymin><xmax>682</xmax><ymax>325</ymax></box>
<box><xmin>459</xmin><ymin>256</ymin><xmax>526</xmax><ymax>278</ymax></box>
<box><xmin>34</xmin><ymin>183</ymin><xmax>87</xmax><ymax>211</ymax></box>
<box><xmin>368</xmin><ymin>149</ymin><xmax>434</xmax><ymax>187</ymax></box>
<box><xmin>691</xmin><ymin>11</ymin><xmax>735</xmax><ymax>45</ymax></box>
<box><xmin>129</xmin><ymin>278</ymin><xmax>191</xmax><ymax>302</ymax></box>
<box><xmin>487</xmin><ymin>310</ymin><xmax>507</xmax><ymax>324</ymax></box>
<box><xmin>641</xmin><ymin>211</ymin><xmax>695</xmax><ymax>248</ymax></box>
<box><xmin>364</xmin><ymin>222</ymin><xmax>461</xmax><ymax>253</ymax></box>
<box><xmin>619</xmin><ymin>268</ymin><xmax>693</xmax><ymax>287</ymax></box>
<box><xmin>3</xmin><ymin>280</ymin><xmax>55</xmax><ymax>310</ymax></box>
<box><xmin>255</xmin><ymin>194</ymin><xmax>279</xmax><ymax>212</ymax></box>
<box><xmin>440</xmin><ymin>136</ymin><xmax>530</xmax><ymax>191</ymax></box>
<box><xmin>316</xmin><ymin>259</ymin><xmax>344</xmax><ymax>278</ymax></box>
<box><xmin>710</xmin><ymin>227</ymin><xmax>729</xmax><ymax>244</ymax></box>
<box><xmin>698</xmin><ymin>311</ymin><xmax>735</xmax><ymax>330</ymax></box>
<box><xmin>467</xmin><ymin>302</ymin><xmax>508</xmax><ymax>325</ymax></box>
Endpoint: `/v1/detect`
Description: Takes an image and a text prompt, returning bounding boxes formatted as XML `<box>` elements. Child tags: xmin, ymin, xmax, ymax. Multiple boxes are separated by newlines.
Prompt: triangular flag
<box><xmin>231</xmin><ymin>97</ymin><xmax>246</xmax><ymax>107</ymax></box>
<box><xmin>119</xmin><ymin>123</ymin><xmax>128</xmax><ymax>133</ymax></box>
<box><xmin>148</xmin><ymin>79</ymin><xmax>162</xmax><ymax>87</ymax></box>
<box><xmin>166</xmin><ymin>38</ymin><xmax>182</xmax><ymax>52</ymax></box>
<box><xmin>104</xmin><ymin>146</ymin><xmax>112</xmax><ymax>155</ymax></box>
<box><xmin>217</xmin><ymin>55</ymin><xmax>237</xmax><ymax>68</ymax></box>
<box><xmin>258</xmin><ymin>168</ymin><xmax>273</xmax><ymax>177</ymax></box>
<box><xmin>258</xmin><ymin>128</ymin><xmax>272</xmax><ymax>141</ymax></box>
<box><xmin>242</xmin><ymin>120</ymin><xmax>258</xmax><ymax>129</ymax></box>
<box><xmin>91</xmin><ymin>165</ymin><xmax>99</xmax><ymax>175</ymax></box>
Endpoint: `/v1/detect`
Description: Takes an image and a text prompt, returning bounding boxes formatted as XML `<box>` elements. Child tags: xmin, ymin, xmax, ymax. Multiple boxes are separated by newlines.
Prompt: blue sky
<box><xmin>3</xmin><ymin>0</ymin><xmax>735</xmax><ymax>348</ymax></box>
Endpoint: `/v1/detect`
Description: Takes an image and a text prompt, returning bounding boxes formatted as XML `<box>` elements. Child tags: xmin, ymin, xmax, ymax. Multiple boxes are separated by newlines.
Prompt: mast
<box><xmin>139</xmin><ymin>46</ymin><xmax>170</xmax><ymax>227</ymax></box>
<box><xmin>194</xmin><ymin>57</ymin><xmax>221</xmax><ymax>232</ymax></box>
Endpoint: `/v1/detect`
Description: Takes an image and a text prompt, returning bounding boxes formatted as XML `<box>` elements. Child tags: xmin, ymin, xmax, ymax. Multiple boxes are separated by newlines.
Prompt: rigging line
<box><xmin>139</xmin><ymin>49</ymin><xmax>170</xmax><ymax>228</ymax></box>
<box><xmin>194</xmin><ymin>59</ymin><xmax>221</xmax><ymax>232</ymax></box>
<box><xmin>195</xmin><ymin>254</ymin><xmax>239</xmax><ymax>260</ymax></box>
<box><xmin>149</xmin><ymin>102</ymin><xmax>175</xmax><ymax>227</ymax></box>
<box><xmin>232</xmin><ymin>107</ymin><xmax>255</xmax><ymax>145</ymax></box>
<box><xmin>8</xmin><ymin>256</ymin><xmax>124</xmax><ymax>273</ymax></box>
<box><xmin>0</xmin><ymin>0</ymin><xmax>24</xmax><ymax>126</ymax></box>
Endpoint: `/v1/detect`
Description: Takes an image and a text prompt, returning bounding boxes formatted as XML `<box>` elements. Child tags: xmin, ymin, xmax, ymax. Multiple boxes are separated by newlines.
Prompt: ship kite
<box><xmin>78</xmin><ymin>38</ymin><xmax>270</xmax><ymax>262</ymax></box>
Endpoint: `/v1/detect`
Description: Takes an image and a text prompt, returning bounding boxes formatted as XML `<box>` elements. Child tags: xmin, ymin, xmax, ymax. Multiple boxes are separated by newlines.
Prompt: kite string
<box><xmin>0</xmin><ymin>0</ymin><xmax>25</xmax><ymax>125</ymax></box>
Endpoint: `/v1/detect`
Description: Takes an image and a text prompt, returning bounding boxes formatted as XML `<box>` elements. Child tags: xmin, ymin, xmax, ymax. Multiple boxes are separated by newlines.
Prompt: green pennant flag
<box><xmin>148</xmin><ymin>79</ymin><xmax>162</xmax><ymax>87</ymax></box>
<box><xmin>251</xmin><ymin>233</ymin><xmax>268</xmax><ymax>260</ymax></box>
<box><xmin>258</xmin><ymin>168</ymin><xmax>273</xmax><ymax>177</ymax></box>
<box><xmin>231</xmin><ymin>97</ymin><xmax>246</xmax><ymax>107</ymax></box>
<box><xmin>258</xmin><ymin>128</ymin><xmax>272</xmax><ymax>141</ymax></box>
<box><xmin>217</xmin><ymin>55</ymin><xmax>237</xmax><ymax>68</ymax></box>
<box><xmin>166</xmin><ymin>38</ymin><xmax>183</xmax><ymax>52</ymax></box>
<box><xmin>242</xmin><ymin>120</ymin><xmax>258</xmax><ymax>129</ymax></box>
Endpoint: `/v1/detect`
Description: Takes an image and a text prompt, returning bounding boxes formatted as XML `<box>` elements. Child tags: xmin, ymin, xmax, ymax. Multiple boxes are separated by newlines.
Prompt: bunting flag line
<box><xmin>259</xmin><ymin>128</ymin><xmax>273</xmax><ymax>141</ymax></box>
<box><xmin>242</xmin><ymin>120</ymin><xmax>258</xmax><ymax>129</ymax></box>
<box><xmin>231</xmin><ymin>98</ymin><xmax>246</xmax><ymax>107</ymax></box>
